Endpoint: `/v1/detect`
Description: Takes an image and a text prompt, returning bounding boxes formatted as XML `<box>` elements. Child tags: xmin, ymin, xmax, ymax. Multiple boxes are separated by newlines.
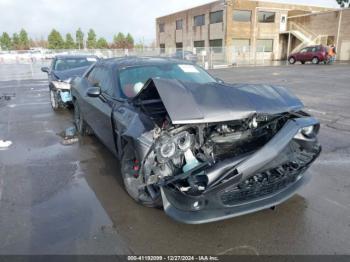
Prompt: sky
<box><xmin>0</xmin><ymin>0</ymin><xmax>340</xmax><ymax>44</ymax></box>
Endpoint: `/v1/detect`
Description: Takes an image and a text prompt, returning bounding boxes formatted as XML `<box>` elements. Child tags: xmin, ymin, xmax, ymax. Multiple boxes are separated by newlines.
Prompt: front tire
<box><xmin>73</xmin><ymin>101</ymin><xmax>91</xmax><ymax>136</ymax></box>
<box><xmin>121</xmin><ymin>144</ymin><xmax>162</xmax><ymax>208</ymax></box>
<box><xmin>312</xmin><ymin>57</ymin><xmax>319</xmax><ymax>64</ymax></box>
<box><xmin>50</xmin><ymin>90</ymin><xmax>59</xmax><ymax>111</ymax></box>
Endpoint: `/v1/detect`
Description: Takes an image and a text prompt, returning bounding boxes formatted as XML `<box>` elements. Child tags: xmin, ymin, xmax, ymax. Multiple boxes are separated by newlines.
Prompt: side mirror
<box><xmin>41</xmin><ymin>67</ymin><xmax>49</xmax><ymax>73</ymax></box>
<box><xmin>86</xmin><ymin>86</ymin><xmax>101</xmax><ymax>97</ymax></box>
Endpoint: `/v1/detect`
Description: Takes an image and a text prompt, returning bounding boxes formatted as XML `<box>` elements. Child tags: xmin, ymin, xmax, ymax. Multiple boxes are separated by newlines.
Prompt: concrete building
<box><xmin>156</xmin><ymin>0</ymin><xmax>348</xmax><ymax>64</ymax></box>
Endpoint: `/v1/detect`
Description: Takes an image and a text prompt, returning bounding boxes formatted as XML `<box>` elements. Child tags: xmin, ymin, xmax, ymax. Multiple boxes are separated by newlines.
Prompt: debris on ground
<box><xmin>0</xmin><ymin>93</ymin><xmax>16</xmax><ymax>102</ymax></box>
<box><xmin>61</xmin><ymin>126</ymin><xmax>79</xmax><ymax>146</ymax></box>
<box><xmin>0</xmin><ymin>140</ymin><xmax>12</xmax><ymax>150</ymax></box>
<box><xmin>0</xmin><ymin>93</ymin><xmax>16</xmax><ymax>107</ymax></box>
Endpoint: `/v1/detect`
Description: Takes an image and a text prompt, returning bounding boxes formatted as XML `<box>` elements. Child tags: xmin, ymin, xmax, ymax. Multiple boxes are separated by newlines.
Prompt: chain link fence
<box><xmin>0</xmin><ymin>46</ymin><xmax>286</xmax><ymax>70</ymax></box>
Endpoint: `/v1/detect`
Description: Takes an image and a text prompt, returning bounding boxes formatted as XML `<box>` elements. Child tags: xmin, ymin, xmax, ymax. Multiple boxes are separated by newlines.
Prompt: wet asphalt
<box><xmin>0</xmin><ymin>62</ymin><xmax>349</xmax><ymax>255</ymax></box>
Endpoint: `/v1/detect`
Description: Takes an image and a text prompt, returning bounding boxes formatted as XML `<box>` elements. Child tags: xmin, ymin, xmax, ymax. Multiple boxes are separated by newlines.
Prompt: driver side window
<box><xmin>86</xmin><ymin>66</ymin><xmax>116</xmax><ymax>97</ymax></box>
<box><xmin>87</xmin><ymin>66</ymin><xmax>100</xmax><ymax>86</ymax></box>
<box><xmin>300</xmin><ymin>48</ymin><xmax>308</xmax><ymax>53</ymax></box>
<box><xmin>99</xmin><ymin>68</ymin><xmax>115</xmax><ymax>97</ymax></box>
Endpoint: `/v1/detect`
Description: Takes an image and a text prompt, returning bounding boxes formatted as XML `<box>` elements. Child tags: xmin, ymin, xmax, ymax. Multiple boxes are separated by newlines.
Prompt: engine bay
<box><xmin>140</xmin><ymin>112</ymin><xmax>294</xmax><ymax>196</ymax></box>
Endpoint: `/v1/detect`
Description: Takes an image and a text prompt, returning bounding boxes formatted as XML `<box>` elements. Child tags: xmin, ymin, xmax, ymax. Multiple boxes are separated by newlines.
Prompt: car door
<box><xmin>297</xmin><ymin>48</ymin><xmax>308</xmax><ymax>62</ymax></box>
<box><xmin>306</xmin><ymin>47</ymin><xmax>316</xmax><ymax>61</ymax></box>
<box><xmin>84</xmin><ymin>65</ymin><xmax>119</xmax><ymax>156</ymax></box>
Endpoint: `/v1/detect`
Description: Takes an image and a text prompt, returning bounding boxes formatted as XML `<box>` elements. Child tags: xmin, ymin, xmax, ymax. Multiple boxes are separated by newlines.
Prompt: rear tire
<box><xmin>121</xmin><ymin>144</ymin><xmax>162</xmax><ymax>208</ymax></box>
<box><xmin>288</xmin><ymin>57</ymin><xmax>296</xmax><ymax>64</ymax></box>
<box><xmin>312</xmin><ymin>57</ymin><xmax>319</xmax><ymax>64</ymax></box>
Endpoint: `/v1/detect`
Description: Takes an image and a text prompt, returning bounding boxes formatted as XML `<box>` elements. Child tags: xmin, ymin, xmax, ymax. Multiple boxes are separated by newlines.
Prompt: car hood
<box><xmin>52</xmin><ymin>66</ymin><xmax>89</xmax><ymax>81</ymax></box>
<box><xmin>136</xmin><ymin>79</ymin><xmax>304</xmax><ymax>124</ymax></box>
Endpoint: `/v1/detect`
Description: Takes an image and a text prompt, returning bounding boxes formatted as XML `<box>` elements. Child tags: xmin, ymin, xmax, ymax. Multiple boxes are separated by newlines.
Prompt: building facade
<box><xmin>156</xmin><ymin>0</ymin><xmax>340</xmax><ymax>64</ymax></box>
<box><xmin>288</xmin><ymin>8</ymin><xmax>350</xmax><ymax>61</ymax></box>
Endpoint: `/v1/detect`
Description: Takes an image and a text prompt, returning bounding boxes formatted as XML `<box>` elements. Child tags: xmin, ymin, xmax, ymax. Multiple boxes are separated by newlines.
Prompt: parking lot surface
<box><xmin>0</xmin><ymin>62</ymin><xmax>349</xmax><ymax>255</ymax></box>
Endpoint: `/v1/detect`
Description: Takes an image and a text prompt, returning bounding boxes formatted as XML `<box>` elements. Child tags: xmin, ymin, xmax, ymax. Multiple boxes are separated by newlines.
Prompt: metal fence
<box><xmin>0</xmin><ymin>46</ymin><xmax>286</xmax><ymax>69</ymax></box>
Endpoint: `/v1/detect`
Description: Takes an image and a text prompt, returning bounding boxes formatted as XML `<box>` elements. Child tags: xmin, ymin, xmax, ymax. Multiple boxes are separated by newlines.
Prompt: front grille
<box><xmin>220</xmin><ymin>162</ymin><xmax>303</xmax><ymax>206</ymax></box>
<box><xmin>219</xmin><ymin>141</ymin><xmax>321</xmax><ymax>206</ymax></box>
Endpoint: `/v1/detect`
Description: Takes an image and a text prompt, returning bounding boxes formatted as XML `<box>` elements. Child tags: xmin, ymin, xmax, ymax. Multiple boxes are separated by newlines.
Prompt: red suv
<box><xmin>288</xmin><ymin>45</ymin><xmax>329</xmax><ymax>64</ymax></box>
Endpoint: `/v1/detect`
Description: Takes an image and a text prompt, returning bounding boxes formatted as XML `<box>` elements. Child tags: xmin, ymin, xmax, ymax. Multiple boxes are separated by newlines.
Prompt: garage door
<box><xmin>340</xmin><ymin>41</ymin><xmax>350</xmax><ymax>61</ymax></box>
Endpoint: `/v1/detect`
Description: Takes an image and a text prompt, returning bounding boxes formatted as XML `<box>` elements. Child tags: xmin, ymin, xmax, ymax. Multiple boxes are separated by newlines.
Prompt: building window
<box><xmin>176</xmin><ymin>20</ymin><xmax>183</xmax><ymax>30</ymax></box>
<box><xmin>210</xmin><ymin>10</ymin><xmax>223</xmax><ymax>24</ymax></box>
<box><xmin>258</xmin><ymin>11</ymin><xmax>275</xmax><ymax>23</ymax></box>
<box><xmin>209</xmin><ymin>39</ymin><xmax>223</xmax><ymax>53</ymax></box>
<box><xmin>194</xmin><ymin>40</ymin><xmax>205</xmax><ymax>48</ymax></box>
<box><xmin>233</xmin><ymin>10</ymin><xmax>251</xmax><ymax>22</ymax></box>
<box><xmin>159</xmin><ymin>23</ymin><xmax>165</xmax><ymax>32</ymax></box>
<box><xmin>194</xmin><ymin>14</ymin><xmax>205</xmax><ymax>27</ymax></box>
<box><xmin>256</xmin><ymin>39</ymin><xmax>273</xmax><ymax>52</ymax></box>
<box><xmin>160</xmin><ymin>44</ymin><xmax>165</xmax><ymax>53</ymax></box>
<box><xmin>176</xmin><ymin>42</ymin><xmax>183</xmax><ymax>50</ymax></box>
<box><xmin>194</xmin><ymin>40</ymin><xmax>205</xmax><ymax>52</ymax></box>
<box><xmin>232</xmin><ymin>38</ymin><xmax>250</xmax><ymax>52</ymax></box>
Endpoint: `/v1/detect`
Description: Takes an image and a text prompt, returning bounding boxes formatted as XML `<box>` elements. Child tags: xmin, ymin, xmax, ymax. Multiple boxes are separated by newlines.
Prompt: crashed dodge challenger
<box><xmin>71</xmin><ymin>57</ymin><xmax>321</xmax><ymax>224</ymax></box>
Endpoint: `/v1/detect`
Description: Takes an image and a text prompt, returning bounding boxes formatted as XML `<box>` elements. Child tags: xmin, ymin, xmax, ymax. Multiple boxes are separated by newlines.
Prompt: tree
<box><xmin>32</xmin><ymin>37</ymin><xmax>48</xmax><ymax>48</ymax></box>
<box><xmin>76</xmin><ymin>28</ymin><xmax>84</xmax><ymax>49</ymax></box>
<box><xmin>113</xmin><ymin>32</ymin><xmax>125</xmax><ymax>49</ymax></box>
<box><xmin>125</xmin><ymin>33</ymin><xmax>134</xmax><ymax>49</ymax></box>
<box><xmin>48</xmin><ymin>29</ymin><xmax>64</xmax><ymax>49</ymax></box>
<box><xmin>87</xmin><ymin>29</ymin><xmax>97</xmax><ymax>49</ymax></box>
<box><xmin>65</xmin><ymin>33</ymin><xmax>75</xmax><ymax>49</ymax></box>
<box><xmin>0</xmin><ymin>32</ymin><xmax>12</xmax><ymax>50</ymax></box>
<box><xmin>336</xmin><ymin>0</ymin><xmax>350</xmax><ymax>7</ymax></box>
<box><xmin>134</xmin><ymin>41</ymin><xmax>144</xmax><ymax>49</ymax></box>
<box><xmin>96</xmin><ymin>37</ymin><xmax>109</xmax><ymax>49</ymax></box>
<box><xmin>12</xmin><ymin>33</ymin><xmax>20</xmax><ymax>50</ymax></box>
<box><xmin>19</xmin><ymin>29</ymin><xmax>30</xmax><ymax>49</ymax></box>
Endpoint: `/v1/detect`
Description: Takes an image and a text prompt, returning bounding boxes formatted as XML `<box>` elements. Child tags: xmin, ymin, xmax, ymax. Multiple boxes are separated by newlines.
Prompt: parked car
<box><xmin>71</xmin><ymin>57</ymin><xmax>321</xmax><ymax>224</ymax></box>
<box><xmin>288</xmin><ymin>45</ymin><xmax>329</xmax><ymax>64</ymax></box>
<box><xmin>171</xmin><ymin>50</ymin><xmax>198</xmax><ymax>63</ymax></box>
<box><xmin>41</xmin><ymin>55</ymin><xmax>98</xmax><ymax>110</ymax></box>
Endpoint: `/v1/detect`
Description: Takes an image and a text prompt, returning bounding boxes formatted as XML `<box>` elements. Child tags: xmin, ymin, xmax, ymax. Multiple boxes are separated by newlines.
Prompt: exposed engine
<box><xmin>142</xmin><ymin>113</ymin><xmax>291</xmax><ymax>196</ymax></box>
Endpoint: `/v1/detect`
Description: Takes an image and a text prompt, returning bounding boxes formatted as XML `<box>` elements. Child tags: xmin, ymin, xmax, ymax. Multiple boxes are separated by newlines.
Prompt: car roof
<box><xmin>54</xmin><ymin>54</ymin><xmax>99</xmax><ymax>59</ymax></box>
<box><xmin>101</xmin><ymin>56</ymin><xmax>193</xmax><ymax>69</ymax></box>
<box><xmin>305</xmin><ymin>45</ymin><xmax>324</xmax><ymax>48</ymax></box>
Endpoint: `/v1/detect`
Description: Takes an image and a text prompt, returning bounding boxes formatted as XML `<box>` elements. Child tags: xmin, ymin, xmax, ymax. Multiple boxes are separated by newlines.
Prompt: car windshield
<box><xmin>53</xmin><ymin>57</ymin><xmax>97</xmax><ymax>71</ymax></box>
<box><xmin>119</xmin><ymin>63</ymin><xmax>216</xmax><ymax>98</ymax></box>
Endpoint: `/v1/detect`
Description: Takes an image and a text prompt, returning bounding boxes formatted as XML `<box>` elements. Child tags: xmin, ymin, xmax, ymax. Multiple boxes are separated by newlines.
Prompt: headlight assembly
<box><xmin>160</xmin><ymin>142</ymin><xmax>176</xmax><ymax>158</ymax></box>
<box><xmin>295</xmin><ymin>124</ymin><xmax>319</xmax><ymax>139</ymax></box>
<box><xmin>176</xmin><ymin>131</ymin><xmax>193</xmax><ymax>151</ymax></box>
<box><xmin>301</xmin><ymin>126</ymin><xmax>314</xmax><ymax>137</ymax></box>
<box><xmin>156</xmin><ymin>131</ymin><xmax>194</xmax><ymax>162</ymax></box>
<box><xmin>52</xmin><ymin>80</ymin><xmax>71</xmax><ymax>90</ymax></box>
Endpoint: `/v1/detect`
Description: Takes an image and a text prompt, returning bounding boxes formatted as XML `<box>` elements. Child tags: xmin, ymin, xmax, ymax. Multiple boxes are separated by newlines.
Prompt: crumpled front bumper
<box><xmin>161</xmin><ymin>117</ymin><xmax>321</xmax><ymax>224</ymax></box>
<box><xmin>59</xmin><ymin>90</ymin><xmax>72</xmax><ymax>103</ymax></box>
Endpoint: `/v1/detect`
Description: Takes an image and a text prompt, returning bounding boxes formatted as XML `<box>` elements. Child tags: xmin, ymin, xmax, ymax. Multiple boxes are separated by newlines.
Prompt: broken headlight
<box><xmin>176</xmin><ymin>131</ymin><xmax>193</xmax><ymax>151</ymax></box>
<box><xmin>156</xmin><ymin>131</ymin><xmax>194</xmax><ymax>162</ymax></box>
<box><xmin>160</xmin><ymin>142</ymin><xmax>176</xmax><ymax>158</ymax></box>
<box><xmin>52</xmin><ymin>79</ymin><xmax>71</xmax><ymax>90</ymax></box>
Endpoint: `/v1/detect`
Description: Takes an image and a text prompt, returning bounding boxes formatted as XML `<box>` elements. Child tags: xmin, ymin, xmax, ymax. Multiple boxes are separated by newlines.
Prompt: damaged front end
<box><xmin>51</xmin><ymin>79</ymin><xmax>73</xmax><ymax>104</ymax></box>
<box><xmin>124</xmin><ymin>79</ymin><xmax>321</xmax><ymax>224</ymax></box>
